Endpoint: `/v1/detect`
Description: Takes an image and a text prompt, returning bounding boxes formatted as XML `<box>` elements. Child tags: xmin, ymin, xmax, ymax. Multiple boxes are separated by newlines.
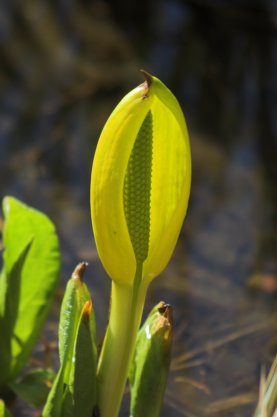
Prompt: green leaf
<box><xmin>0</xmin><ymin>240</ymin><xmax>33</xmax><ymax>386</ymax></box>
<box><xmin>63</xmin><ymin>301</ymin><xmax>97</xmax><ymax>417</ymax></box>
<box><xmin>43</xmin><ymin>263</ymin><xmax>97</xmax><ymax>417</ymax></box>
<box><xmin>9</xmin><ymin>368</ymin><xmax>55</xmax><ymax>408</ymax></box>
<box><xmin>0</xmin><ymin>196</ymin><xmax>61</xmax><ymax>381</ymax></box>
<box><xmin>129</xmin><ymin>302</ymin><xmax>173</xmax><ymax>417</ymax></box>
<box><xmin>42</xmin><ymin>368</ymin><xmax>65</xmax><ymax>417</ymax></box>
<box><xmin>58</xmin><ymin>263</ymin><xmax>91</xmax><ymax>384</ymax></box>
<box><xmin>0</xmin><ymin>400</ymin><xmax>13</xmax><ymax>417</ymax></box>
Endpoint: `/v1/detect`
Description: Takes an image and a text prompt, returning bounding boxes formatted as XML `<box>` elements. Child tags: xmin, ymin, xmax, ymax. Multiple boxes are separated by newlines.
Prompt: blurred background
<box><xmin>0</xmin><ymin>0</ymin><xmax>276</xmax><ymax>416</ymax></box>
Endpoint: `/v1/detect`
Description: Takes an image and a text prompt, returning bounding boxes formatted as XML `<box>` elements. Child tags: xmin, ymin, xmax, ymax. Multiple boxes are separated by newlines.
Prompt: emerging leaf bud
<box><xmin>129</xmin><ymin>302</ymin><xmax>173</xmax><ymax>417</ymax></box>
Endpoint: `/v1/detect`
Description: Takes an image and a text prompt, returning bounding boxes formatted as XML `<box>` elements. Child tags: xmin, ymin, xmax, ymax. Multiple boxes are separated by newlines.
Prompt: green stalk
<box><xmin>97</xmin><ymin>265</ymin><xmax>147</xmax><ymax>417</ymax></box>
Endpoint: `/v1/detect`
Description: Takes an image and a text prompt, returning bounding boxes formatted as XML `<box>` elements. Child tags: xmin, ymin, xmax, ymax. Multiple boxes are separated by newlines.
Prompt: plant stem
<box><xmin>96</xmin><ymin>266</ymin><xmax>147</xmax><ymax>417</ymax></box>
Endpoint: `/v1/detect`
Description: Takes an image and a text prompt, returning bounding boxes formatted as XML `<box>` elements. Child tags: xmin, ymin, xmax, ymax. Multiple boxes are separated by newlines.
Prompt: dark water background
<box><xmin>0</xmin><ymin>1</ymin><xmax>276</xmax><ymax>416</ymax></box>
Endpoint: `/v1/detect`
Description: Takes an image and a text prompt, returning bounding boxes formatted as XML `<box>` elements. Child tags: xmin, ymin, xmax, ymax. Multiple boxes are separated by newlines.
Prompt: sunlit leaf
<box><xmin>0</xmin><ymin>196</ymin><xmax>60</xmax><ymax>380</ymax></box>
<box><xmin>0</xmin><ymin>240</ymin><xmax>32</xmax><ymax>386</ymax></box>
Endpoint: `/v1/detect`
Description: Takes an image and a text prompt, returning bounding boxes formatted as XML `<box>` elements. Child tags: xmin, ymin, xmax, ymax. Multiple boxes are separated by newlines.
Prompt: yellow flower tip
<box><xmin>91</xmin><ymin>72</ymin><xmax>191</xmax><ymax>286</ymax></box>
<box><xmin>82</xmin><ymin>300</ymin><xmax>92</xmax><ymax>318</ymax></box>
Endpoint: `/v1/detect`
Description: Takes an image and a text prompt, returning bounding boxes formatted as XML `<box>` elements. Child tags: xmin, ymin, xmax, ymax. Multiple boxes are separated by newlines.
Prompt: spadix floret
<box><xmin>91</xmin><ymin>72</ymin><xmax>191</xmax><ymax>285</ymax></box>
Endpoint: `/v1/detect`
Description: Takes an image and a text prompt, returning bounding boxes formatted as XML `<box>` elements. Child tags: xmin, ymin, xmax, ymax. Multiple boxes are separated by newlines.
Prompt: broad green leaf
<box><xmin>9</xmin><ymin>368</ymin><xmax>55</xmax><ymax>408</ymax></box>
<box><xmin>0</xmin><ymin>400</ymin><xmax>13</xmax><ymax>417</ymax></box>
<box><xmin>0</xmin><ymin>196</ymin><xmax>60</xmax><ymax>380</ymax></box>
<box><xmin>129</xmin><ymin>302</ymin><xmax>173</xmax><ymax>417</ymax></box>
<box><xmin>0</xmin><ymin>240</ymin><xmax>32</xmax><ymax>386</ymax></box>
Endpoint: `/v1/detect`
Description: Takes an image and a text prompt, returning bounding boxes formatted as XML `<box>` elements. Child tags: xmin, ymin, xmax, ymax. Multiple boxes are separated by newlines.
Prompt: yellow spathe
<box><xmin>91</xmin><ymin>73</ymin><xmax>191</xmax><ymax>285</ymax></box>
